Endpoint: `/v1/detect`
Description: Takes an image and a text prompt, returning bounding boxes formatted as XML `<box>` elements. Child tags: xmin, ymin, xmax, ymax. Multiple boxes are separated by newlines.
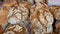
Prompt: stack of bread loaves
<box><xmin>0</xmin><ymin>0</ymin><xmax>60</xmax><ymax>34</ymax></box>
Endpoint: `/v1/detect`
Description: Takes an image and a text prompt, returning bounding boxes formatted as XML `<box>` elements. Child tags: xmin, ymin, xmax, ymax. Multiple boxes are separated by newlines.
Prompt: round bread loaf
<box><xmin>8</xmin><ymin>1</ymin><xmax>31</xmax><ymax>25</ymax></box>
<box><xmin>3</xmin><ymin>24</ymin><xmax>28</xmax><ymax>34</ymax></box>
<box><xmin>30</xmin><ymin>2</ymin><xmax>54</xmax><ymax>34</ymax></box>
<box><xmin>50</xmin><ymin>6</ymin><xmax>60</xmax><ymax>20</ymax></box>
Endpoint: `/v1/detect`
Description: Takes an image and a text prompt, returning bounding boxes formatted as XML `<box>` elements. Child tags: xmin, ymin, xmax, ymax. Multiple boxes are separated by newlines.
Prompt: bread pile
<box><xmin>0</xmin><ymin>0</ymin><xmax>60</xmax><ymax>34</ymax></box>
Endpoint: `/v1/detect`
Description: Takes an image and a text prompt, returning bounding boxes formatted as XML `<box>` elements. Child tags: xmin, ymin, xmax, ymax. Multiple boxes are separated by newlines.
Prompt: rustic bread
<box><xmin>30</xmin><ymin>2</ymin><xmax>54</xmax><ymax>34</ymax></box>
<box><xmin>8</xmin><ymin>1</ymin><xmax>31</xmax><ymax>25</ymax></box>
<box><xmin>50</xmin><ymin>6</ymin><xmax>60</xmax><ymax>20</ymax></box>
<box><xmin>3</xmin><ymin>24</ymin><xmax>28</xmax><ymax>34</ymax></box>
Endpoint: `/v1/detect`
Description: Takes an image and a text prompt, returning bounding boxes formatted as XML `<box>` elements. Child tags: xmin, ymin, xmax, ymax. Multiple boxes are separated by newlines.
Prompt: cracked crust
<box><xmin>8</xmin><ymin>1</ymin><xmax>31</xmax><ymax>24</ymax></box>
<box><xmin>49</xmin><ymin>6</ymin><xmax>60</xmax><ymax>20</ymax></box>
<box><xmin>3</xmin><ymin>24</ymin><xmax>28</xmax><ymax>34</ymax></box>
<box><xmin>30</xmin><ymin>2</ymin><xmax>53</xmax><ymax>34</ymax></box>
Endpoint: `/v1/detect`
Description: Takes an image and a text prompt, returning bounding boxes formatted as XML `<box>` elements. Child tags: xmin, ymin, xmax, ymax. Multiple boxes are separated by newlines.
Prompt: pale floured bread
<box><xmin>8</xmin><ymin>1</ymin><xmax>31</xmax><ymax>24</ymax></box>
<box><xmin>50</xmin><ymin>6</ymin><xmax>60</xmax><ymax>20</ymax></box>
<box><xmin>0</xmin><ymin>7</ymin><xmax>8</xmax><ymax>27</ymax></box>
<box><xmin>30</xmin><ymin>2</ymin><xmax>54</xmax><ymax>34</ymax></box>
<box><xmin>3</xmin><ymin>24</ymin><xmax>28</xmax><ymax>34</ymax></box>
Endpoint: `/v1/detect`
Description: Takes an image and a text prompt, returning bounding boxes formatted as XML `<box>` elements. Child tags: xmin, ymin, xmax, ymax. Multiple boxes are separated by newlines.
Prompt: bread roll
<box><xmin>3</xmin><ymin>24</ymin><xmax>28</xmax><ymax>34</ymax></box>
<box><xmin>30</xmin><ymin>2</ymin><xmax>54</xmax><ymax>34</ymax></box>
<box><xmin>50</xmin><ymin>6</ymin><xmax>60</xmax><ymax>20</ymax></box>
<box><xmin>0</xmin><ymin>7</ymin><xmax>8</xmax><ymax>27</ymax></box>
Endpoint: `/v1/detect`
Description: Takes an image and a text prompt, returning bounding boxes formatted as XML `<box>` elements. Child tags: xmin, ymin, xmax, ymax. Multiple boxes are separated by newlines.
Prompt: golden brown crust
<box><xmin>7</xmin><ymin>1</ymin><xmax>31</xmax><ymax>25</ymax></box>
<box><xmin>2</xmin><ymin>0</ymin><xmax>18</xmax><ymax>7</ymax></box>
<box><xmin>49</xmin><ymin>6</ymin><xmax>60</xmax><ymax>20</ymax></box>
<box><xmin>30</xmin><ymin>2</ymin><xmax>53</xmax><ymax>34</ymax></box>
<box><xmin>0</xmin><ymin>7</ymin><xmax>8</xmax><ymax>27</ymax></box>
<box><xmin>30</xmin><ymin>2</ymin><xmax>49</xmax><ymax>14</ymax></box>
<box><xmin>18</xmin><ymin>1</ymin><xmax>31</xmax><ymax>9</ymax></box>
<box><xmin>3</xmin><ymin>24</ymin><xmax>28</xmax><ymax>34</ymax></box>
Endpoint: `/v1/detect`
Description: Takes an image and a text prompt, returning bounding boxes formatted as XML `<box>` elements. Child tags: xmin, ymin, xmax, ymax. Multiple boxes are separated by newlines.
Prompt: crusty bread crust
<box><xmin>49</xmin><ymin>6</ymin><xmax>60</xmax><ymax>20</ymax></box>
<box><xmin>30</xmin><ymin>2</ymin><xmax>53</xmax><ymax>34</ymax></box>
